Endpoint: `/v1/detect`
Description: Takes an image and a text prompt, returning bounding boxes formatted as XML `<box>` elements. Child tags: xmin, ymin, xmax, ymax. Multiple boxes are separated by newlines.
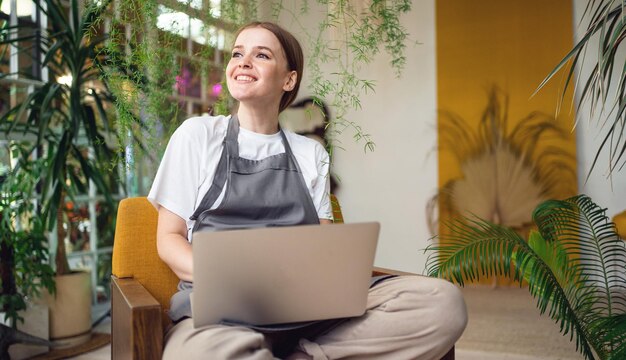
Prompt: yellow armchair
<box><xmin>111</xmin><ymin>197</ymin><xmax>177</xmax><ymax>359</ymax></box>
<box><xmin>111</xmin><ymin>197</ymin><xmax>454</xmax><ymax>359</ymax></box>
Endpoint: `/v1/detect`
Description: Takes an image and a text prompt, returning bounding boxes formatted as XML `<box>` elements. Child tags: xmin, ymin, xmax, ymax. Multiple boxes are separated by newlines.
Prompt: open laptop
<box><xmin>191</xmin><ymin>222</ymin><xmax>380</xmax><ymax>328</ymax></box>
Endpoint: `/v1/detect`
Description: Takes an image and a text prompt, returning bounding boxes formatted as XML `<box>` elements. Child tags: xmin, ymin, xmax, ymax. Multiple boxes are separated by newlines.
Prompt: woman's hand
<box><xmin>157</xmin><ymin>207</ymin><xmax>193</xmax><ymax>281</ymax></box>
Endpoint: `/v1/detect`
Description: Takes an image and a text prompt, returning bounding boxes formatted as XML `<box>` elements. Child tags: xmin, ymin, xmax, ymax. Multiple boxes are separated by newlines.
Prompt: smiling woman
<box><xmin>228</xmin><ymin>22</ymin><xmax>303</xmax><ymax>115</ymax></box>
<box><xmin>147</xmin><ymin>21</ymin><xmax>467</xmax><ymax>360</ymax></box>
<box><xmin>226</xmin><ymin>24</ymin><xmax>301</xmax><ymax>130</ymax></box>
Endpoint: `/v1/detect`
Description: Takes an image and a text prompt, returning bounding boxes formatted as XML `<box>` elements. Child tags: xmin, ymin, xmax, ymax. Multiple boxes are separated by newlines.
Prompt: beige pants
<box><xmin>162</xmin><ymin>276</ymin><xmax>467</xmax><ymax>360</ymax></box>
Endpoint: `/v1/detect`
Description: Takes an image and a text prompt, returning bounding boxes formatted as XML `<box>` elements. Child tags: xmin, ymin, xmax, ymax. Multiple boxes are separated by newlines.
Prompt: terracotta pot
<box><xmin>43</xmin><ymin>271</ymin><xmax>92</xmax><ymax>348</ymax></box>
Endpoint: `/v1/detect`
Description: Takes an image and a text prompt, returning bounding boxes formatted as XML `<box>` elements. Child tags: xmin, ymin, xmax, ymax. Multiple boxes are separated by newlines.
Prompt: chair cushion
<box><xmin>331</xmin><ymin>194</ymin><xmax>343</xmax><ymax>224</ymax></box>
<box><xmin>112</xmin><ymin>197</ymin><xmax>179</xmax><ymax>319</ymax></box>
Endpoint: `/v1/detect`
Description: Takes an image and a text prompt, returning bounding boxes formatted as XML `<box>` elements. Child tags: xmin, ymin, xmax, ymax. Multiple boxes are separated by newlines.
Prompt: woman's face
<box><xmin>226</xmin><ymin>27</ymin><xmax>296</xmax><ymax>111</ymax></box>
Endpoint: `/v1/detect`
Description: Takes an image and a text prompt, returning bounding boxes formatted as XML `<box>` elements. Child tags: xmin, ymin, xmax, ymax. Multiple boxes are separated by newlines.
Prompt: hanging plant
<box><xmin>286</xmin><ymin>0</ymin><xmax>413</xmax><ymax>152</ymax></box>
<box><xmin>102</xmin><ymin>0</ymin><xmax>414</xmax><ymax>168</ymax></box>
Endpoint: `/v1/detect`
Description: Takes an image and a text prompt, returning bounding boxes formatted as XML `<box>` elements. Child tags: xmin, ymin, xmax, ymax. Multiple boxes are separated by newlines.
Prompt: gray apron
<box><xmin>168</xmin><ymin>115</ymin><xmax>321</xmax><ymax>322</ymax></box>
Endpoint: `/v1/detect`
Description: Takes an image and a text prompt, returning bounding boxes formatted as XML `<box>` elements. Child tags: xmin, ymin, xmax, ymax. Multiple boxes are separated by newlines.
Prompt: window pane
<box><xmin>0</xmin><ymin>141</ymin><xmax>10</xmax><ymax>177</ymax></box>
<box><xmin>157</xmin><ymin>5</ymin><xmax>211</xmax><ymax>46</ymax></box>
<box><xmin>210</xmin><ymin>0</ymin><xmax>221</xmax><ymax>17</ymax></box>
<box><xmin>157</xmin><ymin>5</ymin><xmax>190</xmax><ymax>38</ymax></box>
<box><xmin>1</xmin><ymin>1</ymin><xmax>34</xmax><ymax>17</ymax></box>
<box><xmin>206</xmin><ymin>26</ymin><xmax>225</xmax><ymax>50</ymax></box>
<box><xmin>189</xmin><ymin>17</ymin><xmax>206</xmax><ymax>45</ymax></box>
<box><xmin>176</xmin><ymin>0</ymin><xmax>202</xmax><ymax>10</ymax></box>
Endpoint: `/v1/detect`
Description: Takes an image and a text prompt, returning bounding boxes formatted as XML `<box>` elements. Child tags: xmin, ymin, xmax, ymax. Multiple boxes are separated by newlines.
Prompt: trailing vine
<box><xmin>101</xmin><ymin>0</ymin><xmax>413</xmax><ymax>187</ymax></box>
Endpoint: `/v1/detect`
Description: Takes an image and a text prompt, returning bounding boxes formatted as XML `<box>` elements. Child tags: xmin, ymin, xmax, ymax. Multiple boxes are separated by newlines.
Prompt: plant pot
<box><xmin>42</xmin><ymin>271</ymin><xmax>92</xmax><ymax>348</ymax></box>
<box><xmin>0</xmin><ymin>302</ymin><xmax>49</xmax><ymax>360</ymax></box>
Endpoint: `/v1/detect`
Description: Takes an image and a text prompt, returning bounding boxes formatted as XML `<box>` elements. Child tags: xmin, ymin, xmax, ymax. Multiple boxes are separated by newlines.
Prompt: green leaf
<box><xmin>427</xmin><ymin>194</ymin><xmax>626</xmax><ymax>359</ymax></box>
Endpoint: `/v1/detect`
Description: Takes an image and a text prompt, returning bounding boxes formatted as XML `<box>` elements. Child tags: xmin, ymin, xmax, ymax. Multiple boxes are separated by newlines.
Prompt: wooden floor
<box><xmin>456</xmin><ymin>287</ymin><xmax>583</xmax><ymax>360</ymax></box>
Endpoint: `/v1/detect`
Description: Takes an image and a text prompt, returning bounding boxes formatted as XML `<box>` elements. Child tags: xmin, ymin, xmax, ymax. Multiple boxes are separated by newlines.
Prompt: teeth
<box><xmin>236</xmin><ymin>75</ymin><xmax>255</xmax><ymax>82</ymax></box>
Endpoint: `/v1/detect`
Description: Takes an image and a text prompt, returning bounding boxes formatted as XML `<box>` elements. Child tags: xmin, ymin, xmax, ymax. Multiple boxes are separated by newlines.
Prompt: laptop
<box><xmin>191</xmin><ymin>222</ymin><xmax>380</xmax><ymax>328</ymax></box>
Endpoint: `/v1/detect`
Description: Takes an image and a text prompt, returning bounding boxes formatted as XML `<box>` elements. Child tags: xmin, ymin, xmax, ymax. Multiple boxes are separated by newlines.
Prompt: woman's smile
<box><xmin>226</xmin><ymin>27</ymin><xmax>295</xmax><ymax>111</ymax></box>
<box><xmin>234</xmin><ymin>74</ymin><xmax>257</xmax><ymax>82</ymax></box>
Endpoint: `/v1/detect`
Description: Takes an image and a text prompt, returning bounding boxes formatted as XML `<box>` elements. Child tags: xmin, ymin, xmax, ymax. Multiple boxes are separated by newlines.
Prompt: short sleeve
<box><xmin>148</xmin><ymin>126</ymin><xmax>203</xmax><ymax>221</ymax></box>
<box><xmin>313</xmin><ymin>143</ymin><xmax>332</xmax><ymax>220</ymax></box>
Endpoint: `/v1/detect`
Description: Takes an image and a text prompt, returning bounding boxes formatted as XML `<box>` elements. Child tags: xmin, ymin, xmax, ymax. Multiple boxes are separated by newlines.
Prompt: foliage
<box><xmin>537</xmin><ymin>0</ymin><xmax>626</xmax><ymax>177</ymax></box>
<box><xmin>103</xmin><ymin>0</ymin><xmax>414</xmax><ymax>171</ymax></box>
<box><xmin>430</xmin><ymin>88</ymin><xmax>576</xmax><ymax>233</ymax></box>
<box><xmin>0</xmin><ymin>144</ymin><xmax>55</xmax><ymax>328</ymax></box>
<box><xmin>285</xmin><ymin>0</ymin><xmax>413</xmax><ymax>153</ymax></box>
<box><xmin>426</xmin><ymin>195</ymin><xmax>626</xmax><ymax>360</ymax></box>
<box><xmin>101</xmin><ymin>0</ymin><xmax>183</xmax><ymax>169</ymax></box>
<box><xmin>0</xmin><ymin>0</ymin><xmax>116</xmax><ymax>275</ymax></box>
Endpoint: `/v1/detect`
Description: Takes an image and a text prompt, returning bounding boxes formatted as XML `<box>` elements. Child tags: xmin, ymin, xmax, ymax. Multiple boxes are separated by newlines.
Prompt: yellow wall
<box><xmin>436</xmin><ymin>1</ymin><xmax>578</xmax><ymax>284</ymax></box>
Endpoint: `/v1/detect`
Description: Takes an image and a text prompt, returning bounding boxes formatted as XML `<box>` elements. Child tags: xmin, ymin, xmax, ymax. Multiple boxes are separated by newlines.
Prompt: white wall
<box><xmin>573</xmin><ymin>1</ymin><xmax>626</xmax><ymax>218</ymax></box>
<box><xmin>266</xmin><ymin>0</ymin><xmax>626</xmax><ymax>273</ymax></box>
<box><xmin>272</xmin><ymin>1</ymin><xmax>438</xmax><ymax>273</ymax></box>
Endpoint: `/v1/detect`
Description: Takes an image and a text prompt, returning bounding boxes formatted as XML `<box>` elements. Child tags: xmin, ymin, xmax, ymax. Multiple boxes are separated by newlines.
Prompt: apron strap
<box><xmin>189</xmin><ymin>116</ymin><xmax>239</xmax><ymax>221</ymax></box>
<box><xmin>280</xmin><ymin>130</ymin><xmax>300</xmax><ymax>172</ymax></box>
<box><xmin>281</xmin><ymin>130</ymin><xmax>318</xmax><ymax>212</ymax></box>
<box><xmin>280</xmin><ymin>129</ymin><xmax>319</xmax><ymax>224</ymax></box>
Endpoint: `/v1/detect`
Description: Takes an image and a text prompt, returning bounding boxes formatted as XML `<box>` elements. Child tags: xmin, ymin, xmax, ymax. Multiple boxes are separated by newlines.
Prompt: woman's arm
<box><xmin>320</xmin><ymin>219</ymin><xmax>332</xmax><ymax>225</ymax></box>
<box><xmin>156</xmin><ymin>207</ymin><xmax>193</xmax><ymax>282</ymax></box>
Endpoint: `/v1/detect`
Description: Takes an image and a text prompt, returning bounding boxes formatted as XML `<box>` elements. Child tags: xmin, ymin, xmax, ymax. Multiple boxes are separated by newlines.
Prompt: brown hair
<box><xmin>234</xmin><ymin>21</ymin><xmax>304</xmax><ymax>113</ymax></box>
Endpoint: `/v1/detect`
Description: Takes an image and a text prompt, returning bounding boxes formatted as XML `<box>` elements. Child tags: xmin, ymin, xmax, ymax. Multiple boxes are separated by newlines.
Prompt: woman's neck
<box><xmin>236</xmin><ymin>105</ymin><xmax>280</xmax><ymax>135</ymax></box>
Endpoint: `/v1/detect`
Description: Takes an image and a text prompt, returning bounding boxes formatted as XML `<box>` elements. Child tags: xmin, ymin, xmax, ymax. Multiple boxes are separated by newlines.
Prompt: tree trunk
<box><xmin>55</xmin><ymin>193</ymin><xmax>71</xmax><ymax>276</ymax></box>
<box><xmin>0</xmin><ymin>237</ymin><xmax>16</xmax><ymax>313</ymax></box>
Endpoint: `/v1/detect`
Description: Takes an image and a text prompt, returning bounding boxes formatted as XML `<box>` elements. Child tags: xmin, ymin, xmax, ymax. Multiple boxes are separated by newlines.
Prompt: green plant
<box><xmin>0</xmin><ymin>0</ymin><xmax>116</xmax><ymax>275</ymax></box>
<box><xmin>0</xmin><ymin>143</ymin><xmax>55</xmax><ymax>328</ymax></box>
<box><xmin>426</xmin><ymin>195</ymin><xmax>626</xmax><ymax>360</ymax></box>
<box><xmin>103</xmin><ymin>0</ymin><xmax>413</xmax><ymax>175</ymax></box>
<box><xmin>538</xmin><ymin>0</ymin><xmax>625</xmax><ymax>177</ymax></box>
<box><xmin>286</xmin><ymin>0</ymin><xmax>412</xmax><ymax>153</ymax></box>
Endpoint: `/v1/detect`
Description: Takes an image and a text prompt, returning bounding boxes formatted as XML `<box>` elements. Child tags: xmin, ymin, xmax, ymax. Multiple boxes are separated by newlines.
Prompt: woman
<box><xmin>148</xmin><ymin>21</ymin><xmax>467</xmax><ymax>360</ymax></box>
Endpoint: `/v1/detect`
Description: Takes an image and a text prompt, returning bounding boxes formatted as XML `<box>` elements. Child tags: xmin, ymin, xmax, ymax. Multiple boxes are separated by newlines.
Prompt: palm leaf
<box><xmin>426</xmin><ymin>218</ymin><xmax>595</xmax><ymax>359</ymax></box>
<box><xmin>533</xmin><ymin>195</ymin><xmax>626</xmax><ymax>353</ymax></box>
<box><xmin>427</xmin><ymin>194</ymin><xmax>626</xmax><ymax>359</ymax></box>
<box><xmin>597</xmin><ymin>314</ymin><xmax>626</xmax><ymax>360</ymax></box>
<box><xmin>536</xmin><ymin>1</ymin><xmax>626</xmax><ymax>176</ymax></box>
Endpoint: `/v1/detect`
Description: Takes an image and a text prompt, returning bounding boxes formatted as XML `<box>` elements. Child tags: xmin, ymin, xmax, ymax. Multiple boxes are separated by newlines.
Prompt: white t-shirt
<box><xmin>148</xmin><ymin>115</ymin><xmax>332</xmax><ymax>241</ymax></box>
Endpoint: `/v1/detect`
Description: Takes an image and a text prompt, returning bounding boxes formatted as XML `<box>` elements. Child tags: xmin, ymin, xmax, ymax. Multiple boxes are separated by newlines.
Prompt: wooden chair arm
<box><xmin>372</xmin><ymin>266</ymin><xmax>417</xmax><ymax>277</ymax></box>
<box><xmin>111</xmin><ymin>276</ymin><xmax>164</xmax><ymax>360</ymax></box>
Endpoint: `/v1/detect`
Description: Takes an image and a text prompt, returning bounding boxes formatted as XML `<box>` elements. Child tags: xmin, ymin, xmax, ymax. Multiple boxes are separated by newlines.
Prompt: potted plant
<box><xmin>0</xmin><ymin>144</ymin><xmax>55</xmax><ymax>359</ymax></box>
<box><xmin>0</xmin><ymin>0</ymin><xmax>116</xmax><ymax>348</ymax></box>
